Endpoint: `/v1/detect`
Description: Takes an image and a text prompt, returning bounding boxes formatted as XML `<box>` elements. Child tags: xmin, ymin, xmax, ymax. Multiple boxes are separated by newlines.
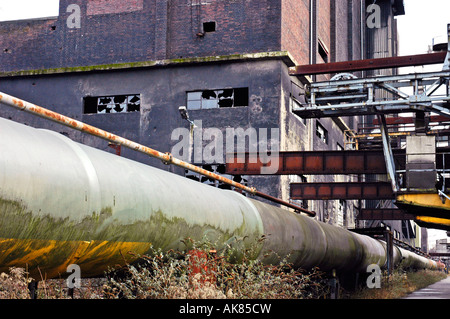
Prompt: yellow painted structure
<box><xmin>396</xmin><ymin>193</ymin><xmax>450</xmax><ymax>230</ymax></box>
<box><xmin>396</xmin><ymin>193</ymin><xmax>450</xmax><ymax>212</ymax></box>
<box><xmin>0</xmin><ymin>238</ymin><xmax>151</xmax><ymax>278</ymax></box>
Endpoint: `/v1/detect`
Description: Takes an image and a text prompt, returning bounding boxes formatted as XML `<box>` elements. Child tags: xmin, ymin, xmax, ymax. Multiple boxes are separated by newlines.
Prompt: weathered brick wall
<box><xmin>167</xmin><ymin>0</ymin><xmax>282</xmax><ymax>59</ymax></box>
<box><xmin>281</xmin><ymin>0</ymin><xmax>310</xmax><ymax>65</ymax></box>
<box><xmin>0</xmin><ymin>0</ymin><xmax>282</xmax><ymax>72</ymax></box>
<box><xmin>86</xmin><ymin>0</ymin><xmax>144</xmax><ymax>15</ymax></box>
<box><xmin>0</xmin><ymin>0</ymin><xmax>367</xmax><ymax>73</ymax></box>
<box><xmin>0</xmin><ymin>0</ymin><xmax>156</xmax><ymax>72</ymax></box>
<box><xmin>316</xmin><ymin>0</ymin><xmax>330</xmax><ymax>63</ymax></box>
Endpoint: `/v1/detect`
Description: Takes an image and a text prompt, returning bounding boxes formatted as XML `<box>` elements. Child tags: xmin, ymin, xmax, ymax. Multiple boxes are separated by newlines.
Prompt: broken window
<box><xmin>316</xmin><ymin>121</ymin><xmax>328</xmax><ymax>144</ymax></box>
<box><xmin>187</xmin><ymin>88</ymin><xmax>248</xmax><ymax>110</ymax></box>
<box><xmin>185</xmin><ymin>164</ymin><xmax>248</xmax><ymax>193</ymax></box>
<box><xmin>84</xmin><ymin>94</ymin><xmax>140</xmax><ymax>114</ymax></box>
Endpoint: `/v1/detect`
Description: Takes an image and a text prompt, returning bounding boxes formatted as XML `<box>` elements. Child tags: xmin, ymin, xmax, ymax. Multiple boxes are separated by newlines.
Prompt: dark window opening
<box><xmin>187</xmin><ymin>88</ymin><xmax>248</xmax><ymax>110</ymax></box>
<box><xmin>84</xmin><ymin>94</ymin><xmax>140</xmax><ymax>114</ymax></box>
<box><xmin>185</xmin><ymin>164</ymin><xmax>248</xmax><ymax>193</ymax></box>
<box><xmin>318</xmin><ymin>40</ymin><xmax>328</xmax><ymax>63</ymax></box>
<box><xmin>233</xmin><ymin>88</ymin><xmax>249</xmax><ymax>107</ymax></box>
<box><xmin>316</xmin><ymin>121</ymin><xmax>328</xmax><ymax>144</ymax></box>
<box><xmin>203</xmin><ymin>21</ymin><xmax>216</xmax><ymax>33</ymax></box>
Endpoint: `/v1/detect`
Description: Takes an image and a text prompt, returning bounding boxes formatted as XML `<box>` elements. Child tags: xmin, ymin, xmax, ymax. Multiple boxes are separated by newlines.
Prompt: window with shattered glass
<box><xmin>316</xmin><ymin>121</ymin><xmax>328</xmax><ymax>144</ymax></box>
<box><xmin>185</xmin><ymin>164</ymin><xmax>248</xmax><ymax>193</ymax></box>
<box><xmin>186</xmin><ymin>88</ymin><xmax>248</xmax><ymax>110</ymax></box>
<box><xmin>84</xmin><ymin>94</ymin><xmax>140</xmax><ymax>114</ymax></box>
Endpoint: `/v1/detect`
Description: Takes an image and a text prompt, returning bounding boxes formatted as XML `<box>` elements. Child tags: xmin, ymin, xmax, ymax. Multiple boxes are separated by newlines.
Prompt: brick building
<box><xmin>0</xmin><ymin>0</ymin><xmax>407</xmax><ymax>232</ymax></box>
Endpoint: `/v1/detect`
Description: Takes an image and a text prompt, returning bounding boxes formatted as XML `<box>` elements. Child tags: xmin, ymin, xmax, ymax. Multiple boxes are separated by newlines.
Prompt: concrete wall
<box><xmin>0</xmin><ymin>58</ymin><xmax>288</xmax><ymax>200</ymax></box>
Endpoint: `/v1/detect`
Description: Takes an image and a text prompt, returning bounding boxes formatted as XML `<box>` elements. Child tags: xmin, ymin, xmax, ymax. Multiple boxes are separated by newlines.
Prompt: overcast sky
<box><xmin>0</xmin><ymin>0</ymin><xmax>59</xmax><ymax>21</ymax></box>
<box><xmin>396</xmin><ymin>0</ymin><xmax>450</xmax><ymax>75</ymax></box>
<box><xmin>396</xmin><ymin>1</ymin><xmax>450</xmax><ymax>247</ymax></box>
<box><xmin>0</xmin><ymin>0</ymin><xmax>449</xmax><ymax>247</ymax></box>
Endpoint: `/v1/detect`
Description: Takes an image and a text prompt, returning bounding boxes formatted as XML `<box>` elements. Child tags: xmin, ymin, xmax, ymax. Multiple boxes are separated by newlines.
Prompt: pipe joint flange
<box><xmin>162</xmin><ymin>152</ymin><xmax>173</xmax><ymax>165</ymax></box>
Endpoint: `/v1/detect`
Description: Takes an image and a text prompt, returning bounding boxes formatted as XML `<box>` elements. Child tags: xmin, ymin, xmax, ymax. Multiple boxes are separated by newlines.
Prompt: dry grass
<box><xmin>0</xmin><ymin>238</ymin><xmax>329</xmax><ymax>299</ymax></box>
<box><xmin>0</xmin><ymin>267</ymin><xmax>32</xmax><ymax>299</ymax></box>
<box><xmin>4</xmin><ymin>237</ymin><xmax>444</xmax><ymax>300</ymax></box>
<box><xmin>0</xmin><ymin>267</ymin><xmax>107</xmax><ymax>299</ymax></box>
<box><xmin>103</xmin><ymin>240</ymin><xmax>330</xmax><ymax>299</ymax></box>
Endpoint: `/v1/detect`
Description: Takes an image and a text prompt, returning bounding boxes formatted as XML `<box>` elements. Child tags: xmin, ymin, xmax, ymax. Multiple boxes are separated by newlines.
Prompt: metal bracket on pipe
<box><xmin>438</xmin><ymin>190</ymin><xmax>450</xmax><ymax>204</ymax></box>
<box><xmin>162</xmin><ymin>152</ymin><xmax>173</xmax><ymax>165</ymax></box>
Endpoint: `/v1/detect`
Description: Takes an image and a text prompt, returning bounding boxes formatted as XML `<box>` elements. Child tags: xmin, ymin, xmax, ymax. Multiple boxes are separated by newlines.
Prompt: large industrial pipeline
<box><xmin>0</xmin><ymin>115</ymin><xmax>439</xmax><ymax>280</ymax></box>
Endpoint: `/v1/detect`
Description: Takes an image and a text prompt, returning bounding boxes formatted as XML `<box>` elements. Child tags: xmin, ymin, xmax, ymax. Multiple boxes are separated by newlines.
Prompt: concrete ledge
<box><xmin>0</xmin><ymin>51</ymin><xmax>297</xmax><ymax>78</ymax></box>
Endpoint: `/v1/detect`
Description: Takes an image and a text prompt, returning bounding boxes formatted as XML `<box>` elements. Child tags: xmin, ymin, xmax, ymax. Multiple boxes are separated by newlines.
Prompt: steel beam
<box><xmin>372</xmin><ymin>115</ymin><xmax>450</xmax><ymax>125</ymax></box>
<box><xmin>226</xmin><ymin>150</ymin><xmax>392</xmax><ymax>175</ymax></box>
<box><xmin>289</xmin><ymin>52</ymin><xmax>447</xmax><ymax>76</ymax></box>
<box><xmin>290</xmin><ymin>182</ymin><xmax>395</xmax><ymax>200</ymax></box>
<box><xmin>378</xmin><ymin>114</ymin><xmax>399</xmax><ymax>192</ymax></box>
<box><xmin>357</xmin><ymin>209</ymin><xmax>415</xmax><ymax>220</ymax></box>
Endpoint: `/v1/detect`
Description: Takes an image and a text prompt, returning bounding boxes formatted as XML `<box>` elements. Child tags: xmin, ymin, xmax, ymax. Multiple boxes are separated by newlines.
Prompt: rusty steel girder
<box><xmin>226</xmin><ymin>150</ymin><xmax>388</xmax><ymax>175</ymax></box>
<box><xmin>357</xmin><ymin>209</ymin><xmax>415</xmax><ymax>220</ymax></box>
<box><xmin>290</xmin><ymin>181</ymin><xmax>395</xmax><ymax>200</ymax></box>
<box><xmin>372</xmin><ymin>115</ymin><xmax>450</xmax><ymax>126</ymax></box>
<box><xmin>289</xmin><ymin>52</ymin><xmax>447</xmax><ymax>76</ymax></box>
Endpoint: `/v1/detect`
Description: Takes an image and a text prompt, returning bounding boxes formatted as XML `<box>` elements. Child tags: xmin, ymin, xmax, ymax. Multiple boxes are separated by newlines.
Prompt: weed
<box><xmin>103</xmin><ymin>237</ymin><xmax>329</xmax><ymax>299</ymax></box>
<box><xmin>344</xmin><ymin>269</ymin><xmax>448</xmax><ymax>299</ymax></box>
<box><xmin>0</xmin><ymin>267</ymin><xmax>32</xmax><ymax>299</ymax></box>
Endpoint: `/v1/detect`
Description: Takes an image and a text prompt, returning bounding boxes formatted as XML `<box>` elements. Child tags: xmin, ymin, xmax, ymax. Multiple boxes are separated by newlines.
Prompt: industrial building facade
<box><xmin>0</xmin><ymin>1</ymin><xmax>421</xmax><ymax>246</ymax></box>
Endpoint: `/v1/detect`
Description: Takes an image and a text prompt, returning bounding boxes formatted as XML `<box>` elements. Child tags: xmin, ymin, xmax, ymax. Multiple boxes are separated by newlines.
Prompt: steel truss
<box><xmin>293</xmin><ymin>70</ymin><xmax>450</xmax><ymax>118</ymax></box>
<box><xmin>293</xmin><ymin>24</ymin><xmax>450</xmax><ymax>119</ymax></box>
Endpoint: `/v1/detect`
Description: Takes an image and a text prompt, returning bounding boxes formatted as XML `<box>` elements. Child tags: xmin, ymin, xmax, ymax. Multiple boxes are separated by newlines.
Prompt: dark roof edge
<box><xmin>0</xmin><ymin>51</ymin><xmax>297</xmax><ymax>78</ymax></box>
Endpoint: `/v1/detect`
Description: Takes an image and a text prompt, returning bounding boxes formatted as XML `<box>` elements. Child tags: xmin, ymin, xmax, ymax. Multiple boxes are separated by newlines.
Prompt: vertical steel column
<box><xmin>443</xmin><ymin>24</ymin><xmax>450</xmax><ymax>70</ymax></box>
<box><xmin>378</xmin><ymin>114</ymin><xmax>398</xmax><ymax>192</ymax></box>
<box><xmin>385</xmin><ymin>230</ymin><xmax>394</xmax><ymax>276</ymax></box>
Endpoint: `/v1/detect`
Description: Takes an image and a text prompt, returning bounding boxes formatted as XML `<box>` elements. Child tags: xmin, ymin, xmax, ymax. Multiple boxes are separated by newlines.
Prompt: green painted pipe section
<box><xmin>0</xmin><ymin>117</ymin><xmax>437</xmax><ymax>278</ymax></box>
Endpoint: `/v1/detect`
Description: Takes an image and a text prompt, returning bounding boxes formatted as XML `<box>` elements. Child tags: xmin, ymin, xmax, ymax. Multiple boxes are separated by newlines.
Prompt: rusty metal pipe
<box><xmin>0</xmin><ymin>91</ymin><xmax>314</xmax><ymax>217</ymax></box>
<box><xmin>254</xmin><ymin>190</ymin><xmax>313</xmax><ymax>216</ymax></box>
